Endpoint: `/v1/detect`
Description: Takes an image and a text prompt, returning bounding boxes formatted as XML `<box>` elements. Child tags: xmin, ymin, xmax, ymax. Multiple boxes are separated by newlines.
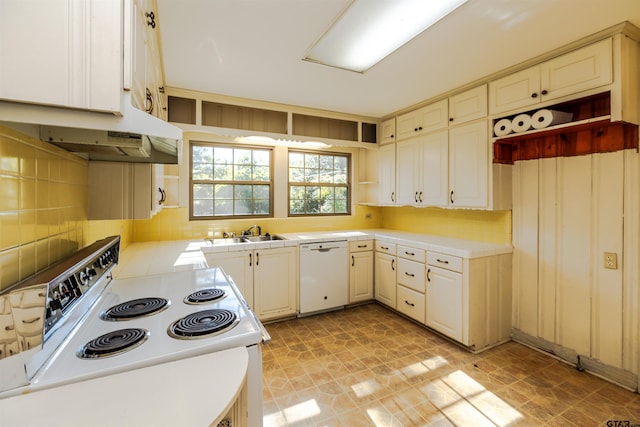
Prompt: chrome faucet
<box><xmin>242</xmin><ymin>225</ymin><xmax>261</xmax><ymax>236</ymax></box>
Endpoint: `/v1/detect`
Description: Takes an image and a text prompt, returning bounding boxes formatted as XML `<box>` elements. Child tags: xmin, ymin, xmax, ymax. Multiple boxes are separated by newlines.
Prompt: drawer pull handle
<box><xmin>22</xmin><ymin>317</ymin><xmax>41</xmax><ymax>324</ymax></box>
<box><xmin>351</xmin><ymin>255</ymin><xmax>355</xmax><ymax>267</ymax></box>
<box><xmin>391</xmin><ymin>259</ymin><xmax>395</xmax><ymax>271</ymax></box>
<box><xmin>357</xmin><ymin>245</ymin><xmax>367</xmax><ymax>248</ymax></box>
<box><xmin>5</xmin><ymin>325</ymin><xmax>14</xmax><ymax>331</ymax></box>
<box><xmin>404</xmin><ymin>251</ymin><xmax>415</xmax><ymax>256</ymax></box>
<box><xmin>404</xmin><ymin>300</ymin><xmax>415</xmax><ymax>307</ymax></box>
<box><xmin>381</xmin><ymin>246</ymin><xmax>389</xmax><ymax>250</ymax></box>
<box><xmin>427</xmin><ymin>268</ymin><xmax>431</xmax><ymax>282</ymax></box>
<box><xmin>436</xmin><ymin>259</ymin><xmax>449</xmax><ymax>264</ymax></box>
<box><xmin>404</xmin><ymin>272</ymin><xmax>415</xmax><ymax>277</ymax></box>
<box><xmin>249</xmin><ymin>253</ymin><xmax>252</xmax><ymax>267</ymax></box>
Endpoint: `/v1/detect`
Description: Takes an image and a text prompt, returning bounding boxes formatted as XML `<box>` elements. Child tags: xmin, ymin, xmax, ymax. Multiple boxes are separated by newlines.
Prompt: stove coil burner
<box><xmin>77</xmin><ymin>328</ymin><xmax>149</xmax><ymax>359</ymax></box>
<box><xmin>168</xmin><ymin>309</ymin><xmax>239</xmax><ymax>340</ymax></box>
<box><xmin>101</xmin><ymin>297</ymin><xmax>170</xmax><ymax>321</ymax></box>
<box><xmin>184</xmin><ymin>288</ymin><xmax>226</xmax><ymax>304</ymax></box>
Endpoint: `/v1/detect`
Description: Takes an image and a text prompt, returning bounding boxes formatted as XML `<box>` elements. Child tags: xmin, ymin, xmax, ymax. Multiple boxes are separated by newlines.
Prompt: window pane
<box><xmin>213</xmin><ymin>164</ymin><xmax>232</xmax><ymax>181</ymax></box>
<box><xmin>193</xmin><ymin>163</ymin><xmax>213</xmax><ymax>180</ymax></box>
<box><xmin>253</xmin><ymin>165</ymin><xmax>270</xmax><ymax>181</ymax></box>
<box><xmin>305</xmin><ymin>168</ymin><xmax>319</xmax><ymax>183</ymax></box>
<box><xmin>254</xmin><ymin>185</ymin><xmax>270</xmax><ymax>199</ymax></box>
<box><xmin>213</xmin><ymin>147</ymin><xmax>233</xmax><ymax>165</ymax></box>
<box><xmin>235</xmin><ymin>149</ymin><xmax>252</xmax><ymax>165</ymax></box>
<box><xmin>193</xmin><ymin>199</ymin><xmax>214</xmax><ymax>216</ymax></box>
<box><xmin>215</xmin><ymin>184</ymin><xmax>233</xmax><ymax>199</ymax></box>
<box><xmin>214</xmin><ymin>200</ymin><xmax>232</xmax><ymax>216</ymax></box>
<box><xmin>305</xmin><ymin>154</ymin><xmax>319</xmax><ymax>169</ymax></box>
<box><xmin>234</xmin><ymin>165</ymin><xmax>252</xmax><ymax>181</ymax></box>
<box><xmin>289</xmin><ymin>152</ymin><xmax>304</xmax><ymax>168</ymax></box>
<box><xmin>254</xmin><ymin>199</ymin><xmax>270</xmax><ymax>215</ymax></box>
<box><xmin>193</xmin><ymin>184</ymin><xmax>214</xmax><ymax>199</ymax></box>
<box><xmin>289</xmin><ymin>167</ymin><xmax>304</xmax><ymax>182</ymax></box>
<box><xmin>254</xmin><ymin>150</ymin><xmax>270</xmax><ymax>166</ymax></box>
<box><xmin>193</xmin><ymin>146</ymin><xmax>213</xmax><ymax>163</ymax></box>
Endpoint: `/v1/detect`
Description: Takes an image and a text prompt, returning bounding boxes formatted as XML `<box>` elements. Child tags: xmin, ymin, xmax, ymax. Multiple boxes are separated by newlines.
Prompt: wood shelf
<box><xmin>494</xmin><ymin>120</ymin><xmax>638</xmax><ymax>164</ymax></box>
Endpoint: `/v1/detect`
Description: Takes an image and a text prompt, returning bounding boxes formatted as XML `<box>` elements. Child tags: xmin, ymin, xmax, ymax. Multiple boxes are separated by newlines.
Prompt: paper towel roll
<box><xmin>493</xmin><ymin>118</ymin><xmax>513</xmax><ymax>137</ymax></box>
<box><xmin>531</xmin><ymin>109</ymin><xmax>573</xmax><ymax>129</ymax></box>
<box><xmin>512</xmin><ymin>114</ymin><xmax>532</xmax><ymax>133</ymax></box>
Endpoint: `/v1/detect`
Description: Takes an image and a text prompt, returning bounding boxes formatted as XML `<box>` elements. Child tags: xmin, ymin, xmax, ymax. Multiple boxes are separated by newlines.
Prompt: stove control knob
<box><xmin>78</xmin><ymin>271</ymin><xmax>89</xmax><ymax>285</ymax></box>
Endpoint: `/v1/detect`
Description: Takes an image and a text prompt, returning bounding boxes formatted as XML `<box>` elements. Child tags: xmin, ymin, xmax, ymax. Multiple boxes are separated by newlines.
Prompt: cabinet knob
<box><xmin>390</xmin><ymin>134</ymin><xmax>394</xmax><ymax>138</ymax></box>
<box><xmin>541</xmin><ymin>89</ymin><xmax>548</xmax><ymax>95</ymax></box>
<box><xmin>449</xmin><ymin>117</ymin><xmax>454</xmax><ymax>122</ymax></box>
<box><xmin>531</xmin><ymin>93</ymin><xmax>538</xmax><ymax>98</ymax></box>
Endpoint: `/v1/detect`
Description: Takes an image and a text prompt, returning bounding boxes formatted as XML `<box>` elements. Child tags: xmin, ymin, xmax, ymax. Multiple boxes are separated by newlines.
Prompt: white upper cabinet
<box><xmin>396</xmin><ymin>99</ymin><xmax>448</xmax><ymax>140</ymax></box>
<box><xmin>448</xmin><ymin>85</ymin><xmax>488</xmax><ymax>125</ymax></box>
<box><xmin>131</xmin><ymin>0</ymin><xmax>166</xmax><ymax>120</ymax></box>
<box><xmin>490</xmin><ymin>38</ymin><xmax>613</xmax><ymax>115</ymax></box>
<box><xmin>378</xmin><ymin>143</ymin><xmax>397</xmax><ymax>205</ymax></box>
<box><xmin>449</xmin><ymin>121</ymin><xmax>488</xmax><ymax>208</ymax></box>
<box><xmin>380</xmin><ymin>118</ymin><xmax>396</xmax><ymax>144</ymax></box>
<box><xmin>396</xmin><ymin>130</ymin><xmax>448</xmax><ymax>207</ymax></box>
<box><xmin>0</xmin><ymin>0</ymin><xmax>122</xmax><ymax>112</ymax></box>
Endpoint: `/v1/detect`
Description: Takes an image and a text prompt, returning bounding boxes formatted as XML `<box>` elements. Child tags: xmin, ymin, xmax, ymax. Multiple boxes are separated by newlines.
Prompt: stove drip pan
<box><xmin>168</xmin><ymin>309</ymin><xmax>239</xmax><ymax>340</ymax></box>
<box><xmin>184</xmin><ymin>288</ymin><xmax>226</xmax><ymax>304</ymax></box>
<box><xmin>101</xmin><ymin>297</ymin><xmax>170</xmax><ymax>320</ymax></box>
<box><xmin>77</xmin><ymin>328</ymin><xmax>150</xmax><ymax>359</ymax></box>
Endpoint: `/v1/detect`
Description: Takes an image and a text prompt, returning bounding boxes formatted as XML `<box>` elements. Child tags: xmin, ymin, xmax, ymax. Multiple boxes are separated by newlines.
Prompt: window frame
<box><xmin>287</xmin><ymin>149</ymin><xmax>352</xmax><ymax>217</ymax></box>
<box><xmin>189</xmin><ymin>141</ymin><xmax>274</xmax><ymax>220</ymax></box>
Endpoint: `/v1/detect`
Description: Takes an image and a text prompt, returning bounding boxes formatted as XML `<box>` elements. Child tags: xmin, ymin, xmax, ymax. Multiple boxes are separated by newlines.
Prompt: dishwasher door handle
<box><xmin>311</xmin><ymin>247</ymin><xmax>341</xmax><ymax>252</ymax></box>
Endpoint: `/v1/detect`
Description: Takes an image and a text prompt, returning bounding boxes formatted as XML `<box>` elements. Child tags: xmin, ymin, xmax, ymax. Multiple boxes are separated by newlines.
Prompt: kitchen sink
<box><xmin>208</xmin><ymin>237</ymin><xmax>248</xmax><ymax>245</ymax></box>
<box><xmin>242</xmin><ymin>235</ymin><xmax>284</xmax><ymax>242</ymax></box>
<box><xmin>207</xmin><ymin>235</ymin><xmax>283</xmax><ymax>245</ymax></box>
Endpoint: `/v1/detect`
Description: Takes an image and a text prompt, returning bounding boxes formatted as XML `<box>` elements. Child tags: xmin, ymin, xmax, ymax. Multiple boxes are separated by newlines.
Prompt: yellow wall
<box><xmin>0</xmin><ymin>126</ymin><xmax>88</xmax><ymax>291</ymax></box>
<box><xmin>131</xmin><ymin>204</ymin><xmax>382</xmax><ymax>241</ymax></box>
<box><xmin>381</xmin><ymin>206</ymin><xmax>512</xmax><ymax>245</ymax></box>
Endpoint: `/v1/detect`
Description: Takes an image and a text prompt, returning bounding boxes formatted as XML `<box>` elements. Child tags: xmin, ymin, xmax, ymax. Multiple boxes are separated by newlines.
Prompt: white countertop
<box><xmin>112</xmin><ymin>239</ymin><xmax>209</xmax><ymax>279</ymax></box>
<box><xmin>277</xmin><ymin>229</ymin><xmax>512</xmax><ymax>258</ymax></box>
<box><xmin>0</xmin><ymin>347</ymin><xmax>248</xmax><ymax>427</ymax></box>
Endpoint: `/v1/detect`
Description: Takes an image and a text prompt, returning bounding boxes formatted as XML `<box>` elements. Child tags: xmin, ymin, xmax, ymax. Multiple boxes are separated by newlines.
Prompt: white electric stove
<box><xmin>0</xmin><ymin>236</ymin><xmax>267</xmax><ymax>427</ymax></box>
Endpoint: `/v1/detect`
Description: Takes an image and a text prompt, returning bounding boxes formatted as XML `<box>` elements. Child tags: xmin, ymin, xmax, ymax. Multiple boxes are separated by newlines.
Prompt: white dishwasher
<box><xmin>299</xmin><ymin>240</ymin><xmax>348</xmax><ymax>315</ymax></box>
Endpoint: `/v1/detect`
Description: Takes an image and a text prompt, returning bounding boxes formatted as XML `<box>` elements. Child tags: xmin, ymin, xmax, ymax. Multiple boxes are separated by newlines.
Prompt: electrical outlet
<box><xmin>604</xmin><ymin>252</ymin><xmax>618</xmax><ymax>270</ymax></box>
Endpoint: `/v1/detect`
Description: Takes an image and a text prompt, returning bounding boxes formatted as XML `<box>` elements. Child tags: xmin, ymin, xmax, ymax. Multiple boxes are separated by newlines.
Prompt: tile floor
<box><xmin>261</xmin><ymin>303</ymin><xmax>640</xmax><ymax>426</ymax></box>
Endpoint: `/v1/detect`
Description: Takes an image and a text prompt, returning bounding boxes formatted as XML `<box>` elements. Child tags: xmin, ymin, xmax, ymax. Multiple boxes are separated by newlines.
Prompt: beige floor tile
<box><xmin>262</xmin><ymin>304</ymin><xmax>640</xmax><ymax>426</ymax></box>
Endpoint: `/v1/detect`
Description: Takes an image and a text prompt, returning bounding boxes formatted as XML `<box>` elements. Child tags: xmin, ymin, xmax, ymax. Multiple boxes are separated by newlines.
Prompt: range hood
<box><xmin>0</xmin><ymin>92</ymin><xmax>182</xmax><ymax>164</ymax></box>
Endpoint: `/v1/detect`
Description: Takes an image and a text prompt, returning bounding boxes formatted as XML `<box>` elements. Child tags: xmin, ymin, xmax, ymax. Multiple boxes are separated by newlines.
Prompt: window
<box><xmin>288</xmin><ymin>150</ymin><xmax>350</xmax><ymax>216</ymax></box>
<box><xmin>190</xmin><ymin>143</ymin><xmax>272</xmax><ymax>219</ymax></box>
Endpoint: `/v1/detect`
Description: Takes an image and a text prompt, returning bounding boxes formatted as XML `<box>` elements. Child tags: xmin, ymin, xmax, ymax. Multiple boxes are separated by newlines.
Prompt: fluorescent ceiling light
<box><xmin>304</xmin><ymin>0</ymin><xmax>468</xmax><ymax>73</ymax></box>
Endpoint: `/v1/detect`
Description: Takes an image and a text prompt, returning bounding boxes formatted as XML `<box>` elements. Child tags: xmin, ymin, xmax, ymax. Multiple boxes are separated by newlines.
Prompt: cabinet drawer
<box><xmin>375</xmin><ymin>241</ymin><xmax>397</xmax><ymax>255</ymax></box>
<box><xmin>349</xmin><ymin>240</ymin><xmax>374</xmax><ymax>253</ymax></box>
<box><xmin>397</xmin><ymin>285</ymin><xmax>425</xmax><ymax>324</ymax></box>
<box><xmin>397</xmin><ymin>258</ymin><xmax>425</xmax><ymax>292</ymax></box>
<box><xmin>397</xmin><ymin>245</ymin><xmax>425</xmax><ymax>262</ymax></box>
<box><xmin>427</xmin><ymin>252</ymin><xmax>462</xmax><ymax>272</ymax></box>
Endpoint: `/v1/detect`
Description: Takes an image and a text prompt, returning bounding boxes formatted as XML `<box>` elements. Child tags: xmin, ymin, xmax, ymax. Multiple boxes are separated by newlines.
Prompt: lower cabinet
<box><xmin>349</xmin><ymin>240</ymin><xmax>374</xmax><ymax>303</ymax></box>
<box><xmin>374</xmin><ymin>242</ymin><xmax>397</xmax><ymax>308</ymax></box>
<box><xmin>396</xmin><ymin>245</ymin><xmax>426</xmax><ymax>323</ymax></box>
<box><xmin>426</xmin><ymin>265</ymin><xmax>463</xmax><ymax>341</ymax></box>
<box><xmin>204</xmin><ymin>246</ymin><xmax>297</xmax><ymax>321</ymax></box>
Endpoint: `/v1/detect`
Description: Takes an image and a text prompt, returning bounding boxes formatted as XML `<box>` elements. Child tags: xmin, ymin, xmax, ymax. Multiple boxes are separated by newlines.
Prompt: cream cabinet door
<box><xmin>426</xmin><ymin>266</ymin><xmax>463</xmax><ymax>341</ymax></box>
<box><xmin>349</xmin><ymin>251</ymin><xmax>374</xmax><ymax>303</ymax></box>
<box><xmin>448</xmin><ymin>85</ymin><xmax>487</xmax><ymax>125</ymax></box>
<box><xmin>420</xmin><ymin>130</ymin><xmax>449</xmax><ymax>207</ymax></box>
<box><xmin>449</xmin><ymin>121</ymin><xmax>488</xmax><ymax>208</ymax></box>
<box><xmin>489</xmin><ymin>67</ymin><xmax>541</xmax><ymax>115</ymax></box>
<box><xmin>204</xmin><ymin>251</ymin><xmax>254</xmax><ymax>307</ymax></box>
<box><xmin>378</xmin><ymin>143</ymin><xmax>397</xmax><ymax>205</ymax></box>
<box><xmin>395</xmin><ymin>139</ymin><xmax>420</xmax><ymax>206</ymax></box>
<box><xmin>396</xmin><ymin>100</ymin><xmax>448</xmax><ymax>141</ymax></box>
<box><xmin>254</xmin><ymin>247</ymin><xmax>297</xmax><ymax>321</ymax></box>
<box><xmin>0</xmin><ymin>0</ymin><xmax>121</xmax><ymax>112</ymax></box>
<box><xmin>540</xmin><ymin>38</ymin><xmax>612</xmax><ymax>102</ymax></box>
<box><xmin>374</xmin><ymin>252</ymin><xmax>396</xmax><ymax>308</ymax></box>
<box><xmin>380</xmin><ymin>118</ymin><xmax>396</xmax><ymax>144</ymax></box>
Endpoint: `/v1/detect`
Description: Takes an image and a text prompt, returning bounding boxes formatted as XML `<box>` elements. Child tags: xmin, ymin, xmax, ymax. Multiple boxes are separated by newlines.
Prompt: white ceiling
<box><xmin>156</xmin><ymin>0</ymin><xmax>640</xmax><ymax>119</ymax></box>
